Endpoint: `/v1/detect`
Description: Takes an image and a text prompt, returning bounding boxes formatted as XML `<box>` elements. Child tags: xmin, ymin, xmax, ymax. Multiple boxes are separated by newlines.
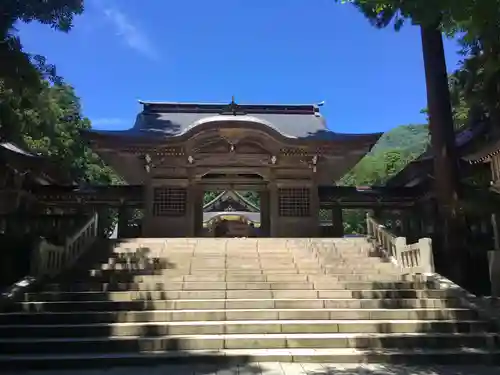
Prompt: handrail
<box><xmin>1</xmin><ymin>213</ymin><xmax>99</xmax><ymax>310</ymax></box>
<box><xmin>30</xmin><ymin>212</ymin><xmax>99</xmax><ymax>278</ymax></box>
<box><xmin>366</xmin><ymin>213</ymin><xmax>434</xmax><ymax>274</ymax></box>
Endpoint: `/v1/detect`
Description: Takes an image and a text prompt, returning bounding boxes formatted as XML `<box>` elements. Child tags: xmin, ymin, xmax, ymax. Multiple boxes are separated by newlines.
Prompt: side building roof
<box><xmin>0</xmin><ymin>142</ymin><xmax>72</xmax><ymax>184</ymax></box>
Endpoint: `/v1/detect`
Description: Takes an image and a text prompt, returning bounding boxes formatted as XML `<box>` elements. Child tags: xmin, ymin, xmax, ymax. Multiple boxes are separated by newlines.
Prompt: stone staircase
<box><xmin>0</xmin><ymin>237</ymin><xmax>499</xmax><ymax>369</ymax></box>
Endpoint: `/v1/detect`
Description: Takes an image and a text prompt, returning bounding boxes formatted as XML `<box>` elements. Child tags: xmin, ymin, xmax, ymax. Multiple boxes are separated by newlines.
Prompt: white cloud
<box><xmin>91</xmin><ymin>118</ymin><xmax>127</xmax><ymax>127</ymax></box>
<box><xmin>92</xmin><ymin>0</ymin><xmax>158</xmax><ymax>60</ymax></box>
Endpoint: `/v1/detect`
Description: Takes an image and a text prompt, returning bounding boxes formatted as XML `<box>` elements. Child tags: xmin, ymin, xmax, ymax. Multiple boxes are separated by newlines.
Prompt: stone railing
<box><xmin>30</xmin><ymin>213</ymin><xmax>99</xmax><ymax>278</ymax></box>
<box><xmin>488</xmin><ymin>251</ymin><xmax>500</xmax><ymax>296</ymax></box>
<box><xmin>366</xmin><ymin>213</ymin><xmax>435</xmax><ymax>274</ymax></box>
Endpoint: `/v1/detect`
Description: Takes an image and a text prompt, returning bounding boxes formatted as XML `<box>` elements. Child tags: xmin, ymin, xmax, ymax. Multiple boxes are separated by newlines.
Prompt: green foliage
<box><xmin>372</xmin><ymin>124</ymin><xmax>429</xmax><ymax>154</ymax></box>
<box><xmin>3</xmin><ymin>81</ymin><xmax>120</xmax><ymax>185</ymax></box>
<box><xmin>340</xmin><ymin>125</ymin><xmax>429</xmax><ymax>186</ymax></box>
<box><xmin>337</xmin><ymin>0</ymin><xmax>500</xmax><ymax>131</ymax></box>
<box><xmin>343</xmin><ymin>209</ymin><xmax>369</xmax><ymax>235</ymax></box>
<box><xmin>0</xmin><ymin>0</ymin><xmax>84</xmax><ymax>87</ymax></box>
<box><xmin>339</xmin><ymin>124</ymin><xmax>429</xmax><ymax>234</ymax></box>
<box><xmin>0</xmin><ymin>1</ymin><xmax>116</xmax><ymax>185</ymax></box>
<box><xmin>240</xmin><ymin>191</ymin><xmax>260</xmax><ymax>207</ymax></box>
<box><xmin>204</xmin><ymin>191</ymin><xmax>221</xmax><ymax>205</ymax></box>
<box><xmin>0</xmin><ymin>0</ymin><xmax>84</xmax><ymax>141</ymax></box>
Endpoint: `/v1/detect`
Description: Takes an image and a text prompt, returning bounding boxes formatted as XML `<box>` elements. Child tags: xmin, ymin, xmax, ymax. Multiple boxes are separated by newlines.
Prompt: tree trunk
<box><xmin>420</xmin><ymin>25</ymin><xmax>468</xmax><ymax>286</ymax></box>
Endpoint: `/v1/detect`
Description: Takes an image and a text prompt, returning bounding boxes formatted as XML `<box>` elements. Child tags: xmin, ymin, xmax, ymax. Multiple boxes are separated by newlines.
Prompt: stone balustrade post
<box><xmin>488</xmin><ymin>251</ymin><xmax>500</xmax><ymax>296</ymax></box>
<box><xmin>393</xmin><ymin>237</ymin><xmax>407</xmax><ymax>263</ymax></box>
<box><xmin>418</xmin><ymin>237</ymin><xmax>434</xmax><ymax>273</ymax></box>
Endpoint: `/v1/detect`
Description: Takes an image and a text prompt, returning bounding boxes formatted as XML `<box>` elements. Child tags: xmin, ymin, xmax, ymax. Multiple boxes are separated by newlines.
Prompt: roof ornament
<box><xmin>143</xmin><ymin>153</ymin><xmax>153</xmax><ymax>173</ymax></box>
<box><xmin>311</xmin><ymin>155</ymin><xmax>318</xmax><ymax>173</ymax></box>
<box><xmin>221</xmin><ymin>96</ymin><xmax>246</xmax><ymax>116</ymax></box>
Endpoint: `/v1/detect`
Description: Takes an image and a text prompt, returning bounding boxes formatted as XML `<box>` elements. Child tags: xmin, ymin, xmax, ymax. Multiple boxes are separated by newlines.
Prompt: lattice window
<box><xmin>153</xmin><ymin>187</ymin><xmax>187</xmax><ymax>216</ymax></box>
<box><xmin>318</xmin><ymin>208</ymin><xmax>332</xmax><ymax>225</ymax></box>
<box><xmin>278</xmin><ymin>188</ymin><xmax>310</xmax><ymax>217</ymax></box>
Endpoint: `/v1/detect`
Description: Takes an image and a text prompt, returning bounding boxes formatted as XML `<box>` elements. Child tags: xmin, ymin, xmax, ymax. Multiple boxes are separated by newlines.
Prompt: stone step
<box><xmin>89</xmin><ymin>266</ymin><xmax>329</xmax><ymax>276</ymax></box>
<box><xmin>9</xmin><ymin>295</ymin><xmax>466</xmax><ymax>314</ymax></box>
<box><xmin>66</xmin><ymin>273</ymin><xmax>409</xmax><ymax>284</ymax></box>
<box><xmin>2</xmin><ymin>348</ymin><xmax>499</xmax><ymax>369</ymax></box>
<box><xmin>324</xmin><ymin>274</ymin><xmax>407</xmax><ymax>281</ymax></box>
<box><xmin>0</xmin><ymin>306</ymin><xmax>475</xmax><ymax>325</ymax></box>
<box><xmin>83</xmin><ymin>273</ymin><xmax>406</xmax><ymax>283</ymax></box>
<box><xmin>323</xmin><ymin>266</ymin><xmax>400</xmax><ymax>273</ymax></box>
<box><xmin>324</xmin><ymin>260</ymin><xmax>395</xmax><ymax>267</ymax></box>
<box><xmin>43</xmin><ymin>280</ymin><xmax>434</xmax><ymax>291</ymax></box>
<box><xmin>106</xmin><ymin>252</ymin><xmax>380</xmax><ymax>259</ymax></box>
<box><xmin>102</xmin><ymin>257</ymin><xmax>326</xmax><ymax>270</ymax></box>
<box><xmin>112</xmin><ymin>251</ymin><xmax>317</xmax><ymax>257</ymax></box>
<box><xmin>34</xmin><ymin>281</ymin><xmax>435</xmax><ymax>292</ymax></box>
<box><xmin>32</xmin><ymin>288</ymin><xmax>449</xmax><ymax>301</ymax></box>
<box><xmin>111</xmin><ymin>249</ymin><xmax>376</xmax><ymax>254</ymax></box>
<box><xmin>12</xmin><ymin>295</ymin><xmax>467</xmax><ymax>310</ymax></box>
<box><xmin>20</xmin><ymin>289</ymin><xmax>452</xmax><ymax>302</ymax></box>
<box><xmin>3</xmin><ymin>236</ymin><xmax>490</xmax><ymax>369</ymax></box>
<box><xmin>0</xmin><ymin>332</ymin><xmax>497</xmax><ymax>354</ymax></box>
<box><xmin>0</xmin><ymin>320</ymin><xmax>491</xmax><ymax>338</ymax></box>
<box><xmin>94</xmin><ymin>263</ymin><xmax>394</xmax><ymax>275</ymax></box>
<box><xmin>111</xmin><ymin>249</ymin><xmax>373</xmax><ymax>256</ymax></box>
<box><xmin>85</xmin><ymin>269</ymin><xmax>329</xmax><ymax>278</ymax></box>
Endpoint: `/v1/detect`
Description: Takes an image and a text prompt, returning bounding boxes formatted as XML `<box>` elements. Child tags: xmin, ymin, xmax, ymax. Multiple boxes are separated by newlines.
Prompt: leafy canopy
<box><xmin>0</xmin><ymin>1</ymin><xmax>84</xmax><ymax>141</ymax></box>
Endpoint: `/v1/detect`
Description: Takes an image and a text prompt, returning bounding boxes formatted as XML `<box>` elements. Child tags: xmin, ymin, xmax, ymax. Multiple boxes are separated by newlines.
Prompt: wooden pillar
<box><xmin>260</xmin><ymin>189</ymin><xmax>270</xmax><ymax>237</ymax></box>
<box><xmin>141</xmin><ymin>176</ymin><xmax>153</xmax><ymax>237</ymax></box>
<box><xmin>269</xmin><ymin>182</ymin><xmax>279</xmax><ymax>237</ymax></box>
<box><xmin>192</xmin><ymin>186</ymin><xmax>204</xmax><ymax>237</ymax></box>
<box><xmin>186</xmin><ymin>185</ymin><xmax>202</xmax><ymax>237</ymax></box>
<box><xmin>96</xmin><ymin>207</ymin><xmax>109</xmax><ymax>238</ymax></box>
<box><xmin>117</xmin><ymin>205</ymin><xmax>128</xmax><ymax>239</ymax></box>
<box><xmin>331</xmin><ymin>206</ymin><xmax>344</xmax><ymax>238</ymax></box>
<box><xmin>310</xmin><ymin>184</ymin><xmax>320</xmax><ymax>237</ymax></box>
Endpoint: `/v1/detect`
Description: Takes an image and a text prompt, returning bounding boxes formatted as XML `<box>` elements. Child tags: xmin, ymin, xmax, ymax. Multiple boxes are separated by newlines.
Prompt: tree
<box><xmin>0</xmin><ymin>0</ymin><xmax>84</xmax><ymax>141</ymax></box>
<box><xmin>13</xmin><ymin>80</ymin><xmax>121</xmax><ymax>236</ymax></box>
<box><xmin>19</xmin><ymin>82</ymin><xmax>120</xmax><ymax>185</ymax></box>
<box><xmin>336</xmin><ymin>0</ymin><xmax>477</xmax><ymax>284</ymax></box>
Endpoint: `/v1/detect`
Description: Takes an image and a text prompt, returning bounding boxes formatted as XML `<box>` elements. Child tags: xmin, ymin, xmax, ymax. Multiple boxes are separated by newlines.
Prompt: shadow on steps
<box><xmin>0</xmin><ymin>239</ymin><xmax>254</xmax><ymax>372</ymax></box>
<box><xmin>346</xmin><ymin>278</ymin><xmax>500</xmax><ymax>366</ymax></box>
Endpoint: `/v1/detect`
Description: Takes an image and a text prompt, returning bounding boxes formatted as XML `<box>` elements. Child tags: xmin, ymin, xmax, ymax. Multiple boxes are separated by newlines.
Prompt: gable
<box><xmin>203</xmin><ymin>190</ymin><xmax>260</xmax><ymax>213</ymax></box>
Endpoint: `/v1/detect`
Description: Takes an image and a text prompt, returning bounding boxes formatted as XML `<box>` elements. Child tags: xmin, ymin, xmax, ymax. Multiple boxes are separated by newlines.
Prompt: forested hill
<box><xmin>339</xmin><ymin>124</ymin><xmax>429</xmax><ymax>233</ymax></box>
<box><xmin>339</xmin><ymin>124</ymin><xmax>429</xmax><ymax>186</ymax></box>
<box><xmin>372</xmin><ymin>124</ymin><xmax>429</xmax><ymax>154</ymax></box>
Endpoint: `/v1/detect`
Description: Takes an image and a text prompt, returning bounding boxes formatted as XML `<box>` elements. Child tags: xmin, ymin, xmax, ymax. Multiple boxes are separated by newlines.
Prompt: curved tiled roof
<box><xmin>134</xmin><ymin>111</ymin><xmax>327</xmax><ymax>140</ymax></box>
<box><xmin>463</xmin><ymin>137</ymin><xmax>500</xmax><ymax>164</ymax></box>
<box><xmin>86</xmin><ymin>101</ymin><xmax>382</xmax><ymax>143</ymax></box>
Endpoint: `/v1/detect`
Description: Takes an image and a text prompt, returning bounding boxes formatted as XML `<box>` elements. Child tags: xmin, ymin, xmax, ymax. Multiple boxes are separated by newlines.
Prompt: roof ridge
<box><xmin>139</xmin><ymin>101</ymin><xmax>319</xmax><ymax>115</ymax></box>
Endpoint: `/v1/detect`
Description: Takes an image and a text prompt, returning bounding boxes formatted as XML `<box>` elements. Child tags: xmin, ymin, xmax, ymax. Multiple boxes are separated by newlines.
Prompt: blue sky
<box><xmin>18</xmin><ymin>0</ymin><xmax>462</xmax><ymax>134</ymax></box>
